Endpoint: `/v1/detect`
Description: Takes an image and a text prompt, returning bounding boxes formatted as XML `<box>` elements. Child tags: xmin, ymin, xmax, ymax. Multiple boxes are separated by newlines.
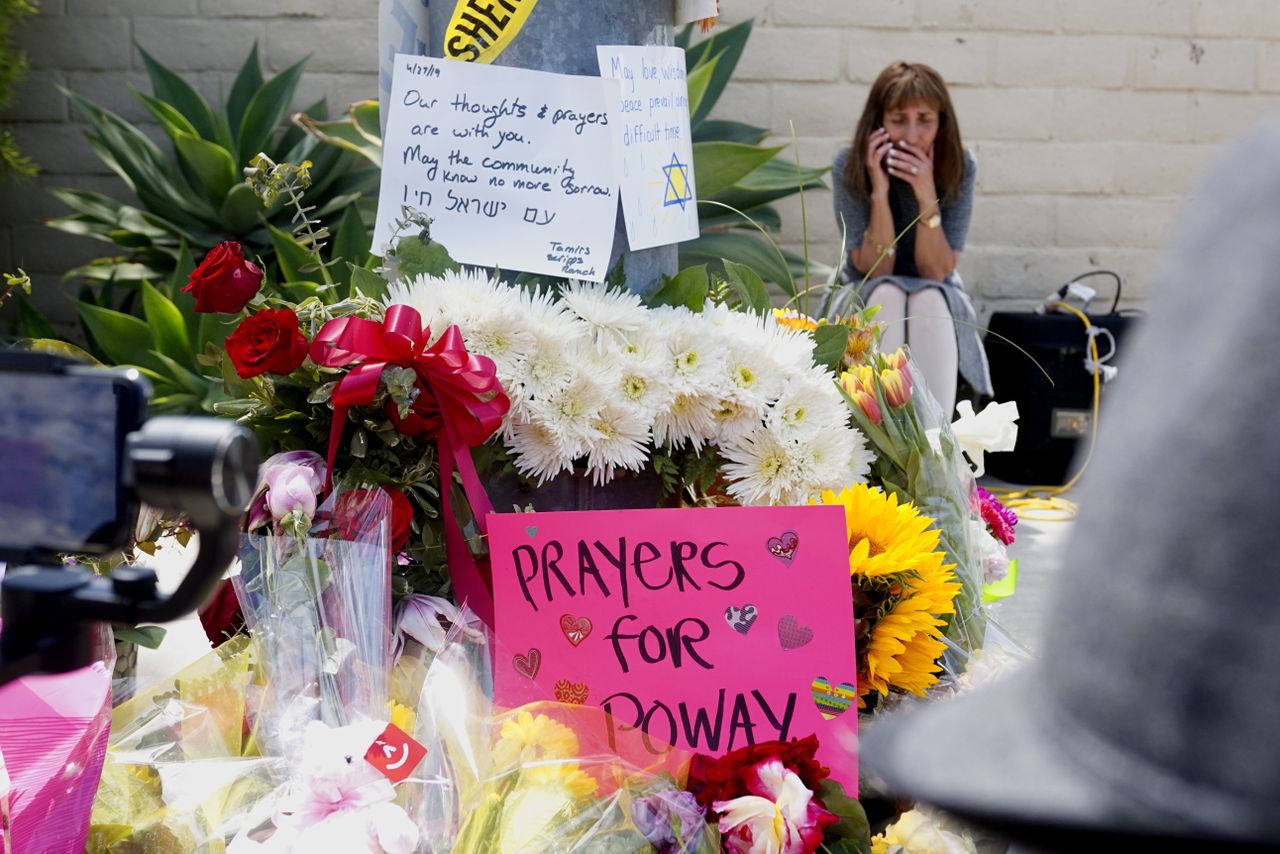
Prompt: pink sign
<box><xmin>489</xmin><ymin>504</ymin><xmax>859</xmax><ymax>790</ymax></box>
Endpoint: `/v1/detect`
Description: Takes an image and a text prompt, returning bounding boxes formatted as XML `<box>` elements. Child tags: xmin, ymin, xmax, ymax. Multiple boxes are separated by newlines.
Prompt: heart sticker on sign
<box><xmin>554</xmin><ymin>679</ymin><xmax>590</xmax><ymax>704</ymax></box>
<box><xmin>810</xmin><ymin>677</ymin><xmax>857</xmax><ymax>720</ymax></box>
<box><xmin>513</xmin><ymin>648</ymin><xmax>541</xmax><ymax>679</ymax></box>
<box><xmin>767</xmin><ymin>530</ymin><xmax>800</xmax><ymax>566</ymax></box>
<box><xmin>777</xmin><ymin>615</ymin><xmax>814</xmax><ymax>650</ymax></box>
<box><xmin>560</xmin><ymin>614</ymin><xmax>593</xmax><ymax>646</ymax></box>
<box><xmin>724</xmin><ymin>603</ymin><xmax>759</xmax><ymax>634</ymax></box>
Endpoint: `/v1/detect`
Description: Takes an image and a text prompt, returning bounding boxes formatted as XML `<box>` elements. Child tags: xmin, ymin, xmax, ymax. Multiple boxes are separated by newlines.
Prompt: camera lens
<box><xmin>213</xmin><ymin>429</ymin><xmax>258</xmax><ymax>514</ymax></box>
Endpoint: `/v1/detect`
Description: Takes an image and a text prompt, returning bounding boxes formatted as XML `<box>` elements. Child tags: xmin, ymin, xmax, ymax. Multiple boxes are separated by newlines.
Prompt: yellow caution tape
<box><xmin>444</xmin><ymin>0</ymin><xmax>539</xmax><ymax>64</ymax></box>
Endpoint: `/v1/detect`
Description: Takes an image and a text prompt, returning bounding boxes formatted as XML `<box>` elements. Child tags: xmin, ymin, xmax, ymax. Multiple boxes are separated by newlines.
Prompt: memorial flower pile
<box><xmin>386</xmin><ymin>270</ymin><xmax>873</xmax><ymax>506</ymax></box>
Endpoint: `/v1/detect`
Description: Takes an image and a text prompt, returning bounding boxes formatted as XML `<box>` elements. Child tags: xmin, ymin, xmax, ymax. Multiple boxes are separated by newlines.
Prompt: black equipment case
<box><xmin>982</xmin><ymin>272</ymin><xmax>1140</xmax><ymax>486</ymax></box>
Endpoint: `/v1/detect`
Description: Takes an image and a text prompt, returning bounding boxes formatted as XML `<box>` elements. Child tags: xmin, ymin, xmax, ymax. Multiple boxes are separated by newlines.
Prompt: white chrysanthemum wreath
<box><xmin>385</xmin><ymin>269</ymin><xmax>872</xmax><ymax>506</ymax></box>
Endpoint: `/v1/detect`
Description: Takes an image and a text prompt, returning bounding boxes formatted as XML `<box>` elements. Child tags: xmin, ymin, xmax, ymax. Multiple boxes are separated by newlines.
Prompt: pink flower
<box><xmin>712</xmin><ymin>758</ymin><xmax>837</xmax><ymax>854</ymax></box>
<box><xmin>246</xmin><ymin>450</ymin><xmax>327</xmax><ymax>531</ymax></box>
<box><xmin>976</xmin><ymin>486</ymin><xmax>1017</xmax><ymax>545</ymax></box>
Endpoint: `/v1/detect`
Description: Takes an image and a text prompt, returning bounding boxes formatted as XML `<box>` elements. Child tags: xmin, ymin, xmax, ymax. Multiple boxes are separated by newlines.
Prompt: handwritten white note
<box><xmin>597</xmin><ymin>46</ymin><xmax>700</xmax><ymax>252</ymax></box>
<box><xmin>374</xmin><ymin>55</ymin><xmax>622</xmax><ymax>282</ymax></box>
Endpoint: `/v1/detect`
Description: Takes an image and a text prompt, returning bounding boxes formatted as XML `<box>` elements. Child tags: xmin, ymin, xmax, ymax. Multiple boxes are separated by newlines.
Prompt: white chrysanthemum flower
<box><xmin>616</xmin><ymin>361</ymin><xmax>672</xmax><ymax>420</ymax></box>
<box><xmin>660</xmin><ymin>314</ymin><xmax>727</xmax><ymax>397</ymax></box>
<box><xmin>538</xmin><ymin>370</ymin><xmax>607</xmax><ymax>451</ymax></box>
<box><xmin>459</xmin><ymin>309</ymin><xmax>536</xmax><ymax>380</ymax></box>
<box><xmin>793</xmin><ymin>424</ymin><xmax>873</xmax><ymax>499</ymax></box>
<box><xmin>507</xmin><ymin>417</ymin><xmax>574</xmax><ymax>485</ymax></box>
<box><xmin>761</xmin><ymin>322</ymin><xmax>819</xmax><ymax>377</ymax></box>
<box><xmin>514</xmin><ymin>331</ymin><xmax>578</xmax><ymax>401</ymax></box>
<box><xmin>653</xmin><ymin>392</ymin><xmax>719</xmax><ymax>451</ymax></box>
<box><xmin>385</xmin><ymin>267</ymin><xmax>503</xmax><ymax>332</ymax></box>
<box><xmin>560</xmin><ymin>280</ymin><xmax>647</xmax><ymax>350</ymax></box>
<box><xmin>767</xmin><ymin>371</ymin><xmax>850</xmax><ymax>442</ymax></box>
<box><xmin>586</xmin><ymin>401</ymin><xmax>651</xmax><ymax>485</ymax></box>
<box><xmin>710</xmin><ymin>395</ymin><xmax>767</xmax><ymax>444</ymax></box>
<box><xmin>720</xmin><ymin>337</ymin><xmax>786</xmax><ymax>411</ymax></box>
<box><xmin>719</xmin><ymin>425</ymin><xmax>805</xmax><ymax>506</ymax></box>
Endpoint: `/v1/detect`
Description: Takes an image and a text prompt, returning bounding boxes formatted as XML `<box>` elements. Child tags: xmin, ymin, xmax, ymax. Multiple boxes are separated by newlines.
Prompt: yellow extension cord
<box><xmin>986</xmin><ymin>302</ymin><xmax>1102</xmax><ymax>522</ymax></box>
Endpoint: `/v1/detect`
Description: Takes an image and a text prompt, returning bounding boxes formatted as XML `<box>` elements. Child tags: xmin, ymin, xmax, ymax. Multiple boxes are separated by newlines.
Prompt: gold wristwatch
<box><xmin>921</xmin><ymin>212</ymin><xmax>942</xmax><ymax>230</ymax></box>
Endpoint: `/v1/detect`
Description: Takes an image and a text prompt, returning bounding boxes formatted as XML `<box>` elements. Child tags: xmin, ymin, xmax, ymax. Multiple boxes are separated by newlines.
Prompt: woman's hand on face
<box><xmin>886</xmin><ymin>141</ymin><xmax>937</xmax><ymax>203</ymax></box>
<box><xmin>864</xmin><ymin>127</ymin><xmax>892</xmax><ymax>195</ymax></box>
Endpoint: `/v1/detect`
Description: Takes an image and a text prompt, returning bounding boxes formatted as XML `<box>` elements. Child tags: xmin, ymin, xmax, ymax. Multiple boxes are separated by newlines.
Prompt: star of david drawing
<box><xmin>662</xmin><ymin>153</ymin><xmax>693</xmax><ymax>210</ymax></box>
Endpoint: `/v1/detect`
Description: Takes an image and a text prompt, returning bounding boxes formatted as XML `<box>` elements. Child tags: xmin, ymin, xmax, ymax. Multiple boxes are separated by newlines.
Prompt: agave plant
<box><xmin>677</xmin><ymin>19</ymin><xmax>830</xmax><ymax>297</ymax></box>
<box><xmin>44</xmin><ymin>44</ymin><xmax>377</xmax><ymax>294</ymax></box>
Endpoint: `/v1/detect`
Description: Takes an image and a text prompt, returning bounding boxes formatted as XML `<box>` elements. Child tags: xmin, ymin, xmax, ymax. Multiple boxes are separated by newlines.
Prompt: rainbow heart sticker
<box><xmin>810</xmin><ymin>677</ymin><xmax>856</xmax><ymax>720</ymax></box>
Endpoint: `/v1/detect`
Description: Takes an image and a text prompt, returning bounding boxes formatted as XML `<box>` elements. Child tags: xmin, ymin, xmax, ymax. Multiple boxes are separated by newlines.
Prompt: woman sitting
<box><xmin>827</xmin><ymin>60</ymin><xmax>992</xmax><ymax>416</ymax></box>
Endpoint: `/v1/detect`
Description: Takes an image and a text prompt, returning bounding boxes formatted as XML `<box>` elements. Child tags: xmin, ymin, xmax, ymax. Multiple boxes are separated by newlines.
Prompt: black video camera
<box><xmin>0</xmin><ymin>350</ymin><xmax>260</xmax><ymax>686</ymax></box>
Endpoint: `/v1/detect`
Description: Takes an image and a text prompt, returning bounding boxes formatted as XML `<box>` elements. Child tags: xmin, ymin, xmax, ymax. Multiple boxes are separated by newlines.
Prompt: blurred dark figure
<box><xmin>862</xmin><ymin>116</ymin><xmax>1280</xmax><ymax>852</ymax></box>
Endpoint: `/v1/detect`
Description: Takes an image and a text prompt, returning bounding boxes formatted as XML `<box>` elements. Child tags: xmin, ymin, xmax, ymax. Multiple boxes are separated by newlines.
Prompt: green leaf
<box><xmin>17</xmin><ymin>298</ymin><xmax>55</xmax><ymax>339</ymax></box>
<box><xmin>198</xmin><ymin>312</ymin><xmax>236</xmax><ymax>354</ymax></box>
<box><xmin>278</xmin><ymin>98</ymin><xmax>327</xmax><ymax>161</ymax></box>
<box><xmin>393</xmin><ymin>236</ymin><xmax>460</xmax><ymax>280</ymax></box>
<box><xmin>692</xmin><ymin>118</ymin><xmax>768</xmax><ymax>145</ymax></box>
<box><xmin>692</xmin><ymin>142</ymin><xmax>783</xmax><ymax>198</ymax></box>
<box><xmin>350</xmin><ymin>265</ymin><xmax>389</xmax><ymax>301</ymax></box>
<box><xmin>113</xmin><ymin>625</ymin><xmax>168</xmax><ymax>650</ymax></box>
<box><xmin>141</xmin><ymin>279</ymin><xmax>193</xmax><ymax>367</ymax></box>
<box><xmin>722</xmin><ymin>258</ymin><xmax>770</xmax><ymax>315</ymax></box>
<box><xmin>294</xmin><ymin>99</ymin><xmax>382</xmax><ymax>169</ymax></box>
<box><xmin>76</xmin><ymin>302</ymin><xmax>160</xmax><ymax>371</ymax></box>
<box><xmin>685</xmin><ymin>19</ymin><xmax>754</xmax><ymax>126</ymax></box>
<box><xmin>648</xmin><ymin>264</ymin><xmax>708</xmax><ymax>311</ymax></box>
<box><xmin>136</xmin><ymin>45</ymin><xmax>219</xmax><ymax>141</ymax></box>
<box><xmin>685</xmin><ymin>51</ymin><xmax>719</xmax><ymax>121</ymax></box>
<box><xmin>168</xmin><ymin>241</ymin><xmax>199</xmax><ymax>340</ymax></box>
<box><xmin>812</xmin><ymin>323</ymin><xmax>851</xmax><ymax>371</ymax></box>
<box><xmin>173</xmin><ymin>132</ymin><xmax>238</xmax><ymax>203</ymax></box>
<box><xmin>266</xmin><ymin>222</ymin><xmax>318</xmax><ymax>285</ymax></box>
<box><xmin>225</xmin><ymin>42</ymin><xmax>265</xmax><ymax>141</ymax></box>
<box><xmin>679</xmin><ymin>231</ymin><xmax>796</xmax><ymax>295</ymax></box>
<box><xmin>814</xmin><ymin>779</ymin><xmax>870</xmax><ymax>849</ymax></box>
<box><xmin>26</xmin><ymin>339</ymin><xmax>103</xmax><ymax>365</ymax></box>
<box><xmin>148</xmin><ymin>349</ymin><xmax>208</xmax><ymax>399</ymax></box>
<box><xmin>221</xmin><ymin>181</ymin><xmax>263</xmax><ymax>235</ymax></box>
<box><xmin>237</xmin><ymin>58</ymin><xmax>307</xmax><ymax>170</ymax></box>
<box><xmin>133</xmin><ymin>89</ymin><xmax>201</xmax><ymax>142</ymax></box>
<box><xmin>708</xmin><ymin>156</ymin><xmax>829</xmax><ymax>213</ymax></box>
<box><xmin>330</xmin><ymin>204</ymin><xmax>370</xmax><ymax>293</ymax></box>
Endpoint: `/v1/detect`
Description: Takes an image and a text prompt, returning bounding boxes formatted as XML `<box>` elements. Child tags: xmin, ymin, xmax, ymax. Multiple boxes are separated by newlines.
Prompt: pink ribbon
<box><xmin>310</xmin><ymin>304</ymin><xmax>509</xmax><ymax>624</ymax></box>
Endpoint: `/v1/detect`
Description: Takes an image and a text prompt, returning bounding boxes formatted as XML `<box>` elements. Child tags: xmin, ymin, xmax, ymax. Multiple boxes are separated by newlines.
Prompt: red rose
<box><xmin>225</xmin><ymin>308</ymin><xmax>309</xmax><ymax>379</ymax></box>
<box><xmin>334</xmin><ymin>486</ymin><xmax>413</xmax><ymax>551</ymax></box>
<box><xmin>182</xmin><ymin>241</ymin><xmax>264</xmax><ymax>313</ymax></box>
<box><xmin>687</xmin><ymin>735</ymin><xmax>830</xmax><ymax>812</ymax></box>
<box><xmin>198</xmin><ymin>578</ymin><xmax>245</xmax><ymax>647</ymax></box>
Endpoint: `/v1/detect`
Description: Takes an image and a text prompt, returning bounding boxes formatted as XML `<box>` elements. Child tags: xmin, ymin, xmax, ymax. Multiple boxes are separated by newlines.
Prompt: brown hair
<box><xmin>843</xmin><ymin>61</ymin><xmax>966</xmax><ymax>201</ymax></box>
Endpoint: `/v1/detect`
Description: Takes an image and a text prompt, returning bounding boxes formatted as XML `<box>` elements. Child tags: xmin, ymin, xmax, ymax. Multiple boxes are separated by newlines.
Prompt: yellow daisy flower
<box><xmin>772</xmin><ymin>308</ymin><xmax>818</xmax><ymax>333</ymax></box>
<box><xmin>492</xmin><ymin>710</ymin><xmax>581</xmax><ymax>769</ymax></box>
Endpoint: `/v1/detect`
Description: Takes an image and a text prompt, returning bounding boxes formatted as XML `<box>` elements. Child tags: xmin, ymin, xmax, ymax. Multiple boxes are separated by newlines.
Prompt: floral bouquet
<box><xmin>88</xmin><ymin>634</ymin><xmax>286</xmax><ymax>851</ymax></box>
<box><xmin>686</xmin><ymin>734</ymin><xmax>868</xmax><ymax>854</ymax></box>
<box><xmin>831</xmin><ymin>308</ymin><xmax>988</xmax><ymax>658</ymax></box>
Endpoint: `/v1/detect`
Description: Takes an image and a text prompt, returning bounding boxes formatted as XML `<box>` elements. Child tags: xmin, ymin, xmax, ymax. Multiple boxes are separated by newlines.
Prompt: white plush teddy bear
<box><xmin>232</xmin><ymin>719</ymin><xmax>420</xmax><ymax>853</ymax></box>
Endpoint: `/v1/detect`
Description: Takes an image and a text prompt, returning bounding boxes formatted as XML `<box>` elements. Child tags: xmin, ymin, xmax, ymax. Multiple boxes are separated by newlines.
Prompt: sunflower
<box><xmin>818</xmin><ymin>484</ymin><xmax>961</xmax><ymax>705</ymax></box>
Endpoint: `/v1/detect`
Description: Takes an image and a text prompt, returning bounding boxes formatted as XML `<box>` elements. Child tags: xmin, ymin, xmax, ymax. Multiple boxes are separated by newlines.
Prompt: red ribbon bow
<box><xmin>310</xmin><ymin>304</ymin><xmax>510</xmax><ymax>623</ymax></box>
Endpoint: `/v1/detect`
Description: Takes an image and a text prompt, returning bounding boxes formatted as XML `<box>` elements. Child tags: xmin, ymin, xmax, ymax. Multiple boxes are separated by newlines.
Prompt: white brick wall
<box><xmin>3</xmin><ymin>0</ymin><xmax>1280</xmax><ymax>326</ymax></box>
